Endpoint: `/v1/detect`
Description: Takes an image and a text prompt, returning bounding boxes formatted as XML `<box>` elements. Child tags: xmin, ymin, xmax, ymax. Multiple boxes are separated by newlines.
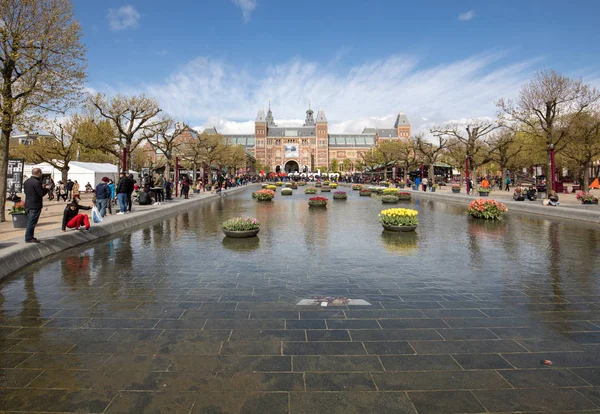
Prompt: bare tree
<box><xmin>146</xmin><ymin>119</ymin><xmax>186</xmax><ymax>179</ymax></box>
<box><xmin>488</xmin><ymin>130</ymin><xmax>525</xmax><ymax>178</ymax></box>
<box><xmin>88</xmin><ymin>93</ymin><xmax>169</xmax><ymax>171</ymax></box>
<box><xmin>0</xmin><ymin>0</ymin><xmax>86</xmax><ymax>221</ymax></box>
<box><xmin>415</xmin><ymin>133</ymin><xmax>449</xmax><ymax>182</ymax></box>
<box><xmin>431</xmin><ymin>119</ymin><xmax>501</xmax><ymax>189</ymax></box>
<box><xmin>498</xmin><ymin>69</ymin><xmax>600</xmax><ymax>190</ymax></box>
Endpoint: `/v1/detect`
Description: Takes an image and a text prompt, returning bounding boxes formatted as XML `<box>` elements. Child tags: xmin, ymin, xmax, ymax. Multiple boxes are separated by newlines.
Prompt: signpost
<box><xmin>6</xmin><ymin>158</ymin><xmax>24</xmax><ymax>193</ymax></box>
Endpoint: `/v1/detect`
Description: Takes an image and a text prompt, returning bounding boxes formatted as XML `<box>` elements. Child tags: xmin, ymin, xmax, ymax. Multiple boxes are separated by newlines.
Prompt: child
<box><xmin>62</xmin><ymin>200</ymin><xmax>93</xmax><ymax>231</ymax></box>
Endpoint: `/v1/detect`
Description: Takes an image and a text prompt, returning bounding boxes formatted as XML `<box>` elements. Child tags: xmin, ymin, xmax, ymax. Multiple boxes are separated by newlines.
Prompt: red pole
<box><xmin>549</xmin><ymin>145</ymin><xmax>556</xmax><ymax>193</ymax></box>
<box><xmin>175</xmin><ymin>157</ymin><xmax>179</xmax><ymax>197</ymax></box>
<box><xmin>122</xmin><ymin>147</ymin><xmax>127</xmax><ymax>173</ymax></box>
<box><xmin>465</xmin><ymin>157</ymin><xmax>470</xmax><ymax>195</ymax></box>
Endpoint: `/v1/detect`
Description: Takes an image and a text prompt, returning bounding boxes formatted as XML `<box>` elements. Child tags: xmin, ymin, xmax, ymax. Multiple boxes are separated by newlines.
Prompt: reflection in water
<box><xmin>380</xmin><ymin>231</ymin><xmax>418</xmax><ymax>256</ymax></box>
<box><xmin>222</xmin><ymin>236</ymin><xmax>260</xmax><ymax>252</ymax></box>
<box><xmin>61</xmin><ymin>254</ymin><xmax>91</xmax><ymax>288</ymax></box>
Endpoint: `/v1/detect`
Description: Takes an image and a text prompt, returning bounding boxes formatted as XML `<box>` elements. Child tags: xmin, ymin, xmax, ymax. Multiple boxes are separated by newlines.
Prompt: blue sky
<box><xmin>73</xmin><ymin>0</ymin><xmax>600</xmax><ymax>134</ymax></box>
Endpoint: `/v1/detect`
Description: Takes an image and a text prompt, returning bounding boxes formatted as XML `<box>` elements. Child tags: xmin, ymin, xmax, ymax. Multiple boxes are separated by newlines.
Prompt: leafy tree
<box><xmin>146</xmin><ymin>119</ymin><xmax>186</xmax><ymax>179</ymax></box>
<box><xmin>415</xmin><ymin>134</ymin><xmax>449</xmax><ymax>182</ymax></box>
<box><xmin>330</xmin><ymin>158</ymin><xmax>338</xmax><ymax>172</ymax></box>
<box><xmin>341</xmin><ymin>158</ymin><xmax>352</xmax><ymax>172</ymax></box>
<box><xmin>561</xmin><ymin>111</ymin><xmax>600</xmax><ymax>191</ymax></box>
<box><xmin>0</xmin><ymin>0</ymin><xmax>86</xmax><ymax>221</ymax></box>
<box><xmin>498</xmin><ymin>69</ymin><xmax>600</xmax><ymax>190</ymax></box>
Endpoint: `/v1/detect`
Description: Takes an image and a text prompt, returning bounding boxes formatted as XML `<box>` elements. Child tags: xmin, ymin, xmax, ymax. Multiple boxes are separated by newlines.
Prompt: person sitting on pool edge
<box><xmin>548</xmin><ymin>191</ymin><xmax>560</xmax><ymax>206</ymax></box>
<box><xmin>62</xmin><ymin>199</ymin><xmax>93</xmax><ymax>232</ymax></box>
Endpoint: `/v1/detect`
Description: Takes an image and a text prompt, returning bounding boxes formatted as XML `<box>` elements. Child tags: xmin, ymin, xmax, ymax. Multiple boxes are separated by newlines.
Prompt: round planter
<box><xmin>222</xmin><ymin>228</ymin><xmax>260</xmax><ymax>238</ymax></box>
<box><xmin>452</xmin><ymin>189</ymin><xmax>460</xmax><ymax>193</ymax></box>
<box><xmin>398</xmin><ymin>184</ymin><xmax>405</xmax><ymax>189</ymax></box>
<box><xmin>582</xmin><ymin>200</ymin><xmax>599</xmax><ymax>205</ymax></box>
<box><xmin>333</xmin><ymin>196</ymin><xmax>347</xmax><ymax>200</ymax></box>
<box><xmin>382</xmin><ymin>224</ymin><xmax>417</xmax><ymax>232</ymax></box>
<box><xmin>11</xmin><ymin>213</ymin><xmax>27</xmax><ymax>229</ymax></box>
<box><xmin>321</xmin><ymin>188</ymin><xmax>331</xmax><ymax>192</ymax></box>
<box><xmin>256</xmin><ymin>198</ymin><xmax>273</xmax><ymax>202</ymax></box>
<box><xmin>382</xmin><ymin>198</ymin><xmax>399</xmax><ymax>204</ymax></box>
<box><xmin>359</xmin><ymin>192</ymin><xmax>371</xmax><ymax>197</ymax></box>
<box><xmin>478</xmin><ymin>192</ymin><xmax>490</xmax><ymax>197</ymax></box>
<box><xmin>308</xmin><ymin>202</ymin><xmax>327</xmax><ymax>207</ymax></box>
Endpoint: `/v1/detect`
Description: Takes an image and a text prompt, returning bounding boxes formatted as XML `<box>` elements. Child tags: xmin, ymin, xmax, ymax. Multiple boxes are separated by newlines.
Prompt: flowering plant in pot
<box><xmin>379</xmin><ymin>208</ymin><xmax>418</xmax><ymax>231</ymax></box>
<box><xmin>359</xmin><ymin>189</ymin><xmax>372</xmax><ymax>196</ymax></box>
<box><xmin>261</xmin><ymin>184</ymin><xmax>269</xmax><ymax>189</ymax></box>
<box><xmin>451</xmin><ymin>184</ymin><xmax>460</xmax><ymax>193</ymax></box>
<box><xmin>298</xmin><ymin>181</ymin><xmax>307</xmax><ymax>186</ymax></box>
<box><xmin>305</xmin><ymin>187</ymin><xmax>317</xmax><ymax>194</ymax></box>
<box><xmin>315</xmin><ymin>182</ymin><xmax>322</xmax><ymax>187</ymax></box>
<box><xmin>576</xmin><ymin>191</ymin><xmax>599</xmax><ymax>204</ymax></box>
<box><xmin>285</xmin><ymin>183</ymin><xmax>293</xmax><ymax>188</ymax></box>
<box><xmin>466</xmin><ymin>199</ymin><xmax>508</xmax><ymax>220</ymax></box>
<box><xmin>9</xmin><ymin>201</ymin><xmax>27</xmax><ymax>228</ymax></box>
<box><xmin>275</xmin><ymin>182</ymin><xmax>283</xmax><ymax>187</ymax></box>
<box><xmin>381</xmin><ymin>195</ymin><xmax>399</xmax><ymax>203</ymax></box>
<box><xmin>383</xmin><ymin>188</ymin><xmax>399</xmax><ymax>196</ymax></box>
<box><xmin>398</xmin><ymin>181</ymin><xmax>406</xmax><ymax>188</ymax></box>
<box><xmin>329</xmin><ymin>183</ymin><xmax>338</xmax><ymax>189</ymax></box>
<box><xmin>323</xmin><ymin>181</ymin><xmax>330</xmax><ymax>186</ymax></box>
<box><xmin>352</xmin><ymin>184</ymin><xmax>363</xmax><ymax>191</ymax></box>
<box><xmin>291</xmin><ymin>183</ymin><xmax>298</xmax><ymax>189</ymax></box>
<box><xmin>253</xmin><ymin>189</ymin><xmax>275</xmax><ymax>201</ymax></box>
<box><xmin>308</xmin><ymin>196</ymin><xmax>328</xmax><ymax>207</ymax></box>
<box><xmin>8</xmin><ymin>201</ymin><xmax>25</xmax><ymax>215</ymax></box>
<box><xmin>266</xmin><ymin>185</ymin><xmax>277</xmax><ymax>191</ymax></box>
<box><xmin>397</xmin><ymin>192</ymin><xmax>412</xmax><ymax>200</ymax></box>
<box><xmin>222</xmin><ymin>217</ymin><xmax>260</xmax><ymax>238</ymax></box>
<box><xmin>333</xmin><ymin>191</ymin><xmax>347</xmax><ymax>199</ymax></box>
<box><xmin>380</xmin><ymin>182</ymin><xmax>390</xmax><ymax>187</ymax></box>
<box><xmin>321</xmin><ymin>186</ymin><xmax>331</xmax><ymax>192</ymax></box>
<box><xmin>478</xmin><ymin>187</ymin><xmax>492</xmax><ymax>196</ymax></box>
<box><xmin>281</xmin><ymin>188</ymin><xmax>293</xmax><ymax>195</ymax></box>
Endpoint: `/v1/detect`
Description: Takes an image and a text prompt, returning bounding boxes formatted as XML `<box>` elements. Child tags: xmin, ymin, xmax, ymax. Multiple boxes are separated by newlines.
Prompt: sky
<box><xmin>73</xmin><ymin>0</ymin><xmax>600</xmax><ymax>135</ymax></box>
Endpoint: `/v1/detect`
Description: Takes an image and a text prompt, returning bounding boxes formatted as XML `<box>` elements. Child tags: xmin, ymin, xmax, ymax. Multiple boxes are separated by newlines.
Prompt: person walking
<box><xmin>107</xmin><ymin>179</ymin><xmax>115</xmax><ymax>215</ymax></box>
<box><xmin>72</xmin><ymin>180</ymin><xmax>80</xmax><ymax>201</ymax></box>
<box><xmin>153</xmin><ymin>173</ymin><xmax>164</xmax><ymax>204</ymax></box>
<box><xmin>116</xmin><ymin>172</ymin><xmax>134</xmax><ymax>214</ymax></box>
<box><xmin>56</xmin><ymin>181</ymin><xmax>67</xmax><ymax>202</ymax></box>
<box><xmin>422</xmin><ymin>177</ymin><xmax>428</xmax><ymax>192</ymax></box>
<box><xmin>47</xmin><ymin>178</ymin><xmax>55</xmax><ymax>201</ymax></box>
<box><xmin>127</xmin><ymin>174</ymin><xmax>135</xmax><ymax>212</ymax></box>
<box><xmin>65</xmin><ymin>179</ymin><xmax>74</xmax><ymax>201</ymax></box>
<box><xmin>23</xmin><ymin>168</ymin><xmax>49</xmax><ymax>243</ymax></box>
<box><xmin>165</xmin><ymin>179</ymin><xmax>172</xmax><ymax>200</ymax></box>
<box><xmin>62</xmin><ymin>200</ymin><xmax>93</xmax><ymax>232</ymax></box>
<box><xmin>181</xmin><ymin>177</ymin><xmax>190</xmax><ymax>199</ymax></box>
<box><xmin>505</xmin><ymin>176</ymin><xmax>511</xmax><ymax>192</ymax></box>
<box><xmin>95</xmin><ymin>177</ymin><xmax>111</xmax><ymax>217</ymax></box>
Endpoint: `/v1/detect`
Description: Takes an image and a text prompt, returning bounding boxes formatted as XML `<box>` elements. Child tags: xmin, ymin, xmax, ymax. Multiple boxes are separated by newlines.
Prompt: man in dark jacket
<box><xmin>116</xmin><ymin>173</ymin><xmax>134</xmax><ymax>214</ymax></box>
<box><xmin>23</xmin><ymin>168</ymin><xmax>49</xmax><ymax>243</ymax></box>
<box><xmin>65</xmin><ymin>179</ymin><xmax>74</xmax><ymax>201</ymax></box>
<box><xmin>95</xmin><ymin>177</ymin><xmax>111</xmax><ymax>217</ymax></box>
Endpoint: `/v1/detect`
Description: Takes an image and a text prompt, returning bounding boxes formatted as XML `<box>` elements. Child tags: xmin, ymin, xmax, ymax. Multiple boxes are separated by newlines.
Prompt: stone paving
<box><xmin>0</xmin><ymin>186</ymin><xmax>599</xmax><ymax>413</ymax></box>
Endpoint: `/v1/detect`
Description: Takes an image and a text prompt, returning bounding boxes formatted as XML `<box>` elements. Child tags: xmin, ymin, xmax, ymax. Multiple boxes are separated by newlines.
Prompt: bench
<box><xmin>571</xmin><ymin>185</ymin><xmax>582</xmax><ymax>193</ymax></box>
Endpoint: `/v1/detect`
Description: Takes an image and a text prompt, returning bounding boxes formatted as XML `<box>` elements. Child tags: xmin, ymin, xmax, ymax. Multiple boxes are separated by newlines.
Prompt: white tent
<box><xmin>67</xmin><ymin>162</ymin><xmax>120</xmax><ymax>186</ymax></box>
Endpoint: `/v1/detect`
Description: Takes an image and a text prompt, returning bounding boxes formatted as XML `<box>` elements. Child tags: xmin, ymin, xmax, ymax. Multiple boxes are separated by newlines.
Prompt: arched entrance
<box><xmin>284</xmin><ymin>160</ymin><xmax>299</xmax><ymax>173</ymax></box>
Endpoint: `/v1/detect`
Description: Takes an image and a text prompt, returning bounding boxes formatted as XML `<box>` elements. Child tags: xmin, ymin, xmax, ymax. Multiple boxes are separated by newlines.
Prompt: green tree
<box><xmin>341</xmin><ymin>158</ymin><xmax>352</xmax><ymax>172</ymax></box>
<box><xmin>330</xmin><ymin>158</ymin><xmax>339</xmax><ymax>172</ymax></box>
<box><xmin>561</xmin><ymin>111</ymin><xmax>600</xmax><ymax>191</ymax></box>
<box><xmin>0</xmin><ymin>0</ymin><xmax>86</xmax><ymax>221</ymax></box>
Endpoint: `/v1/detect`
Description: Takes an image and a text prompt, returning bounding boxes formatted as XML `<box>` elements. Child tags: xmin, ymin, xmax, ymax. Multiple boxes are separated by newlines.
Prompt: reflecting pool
<box><xmin>1</xmin><ymin>186</ymin><xmax>600</xmax><ymax>413</ymax></box>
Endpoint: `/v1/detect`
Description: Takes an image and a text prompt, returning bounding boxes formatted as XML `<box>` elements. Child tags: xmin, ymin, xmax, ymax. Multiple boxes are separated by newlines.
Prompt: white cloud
<box><xmin>107</xmin><ymin>5</ymin><xmax>140</xmax><ymax>31</ymax></box>
<box><xmin>458</xmin><ymin>10</ymin><xmax>475</xmax><ymax>21</ymax></box>
<box><xmin>126</xmin><ymin>52</ymin><xmax>538</xmax><ymax>138</ymax></box>
<box><xmin>232</xmin><ymin>0</ymin><xmax>257</xmax><ymax>23</ymax></box>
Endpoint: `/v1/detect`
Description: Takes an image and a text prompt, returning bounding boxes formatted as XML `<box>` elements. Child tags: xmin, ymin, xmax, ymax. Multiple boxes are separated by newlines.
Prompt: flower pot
<box><xmin>582</xmin><ymin>200</ymin><xmax>598</xmax><ymax>205</ymax></box>
<box><xmin>382</xmin><ymin>199</ymin><xmax>399</xmax><ymax>204</ymax></box>
<box><xmin>257</xmin><ymin>198</ymin><xmax>273</xmax><ymax>202</ymax></box>
<box><xmin>398</xmin><ymin>184</ymin><xmax>405</xmax><ymax>188</ymax></box>
<box><xmin>222</xmin><ymin>228</ymin><xmax>260</xmax><ymax>238</ymax></box>
<box><xmin>452</xmin><ymin>188</ymin><xmax>460</xmax><ymax>193</ymax></box>
<box><xmin>11</xmin><ymin>213</ymin><xmax>27</xmax><ymax>229</ymax></box>
<box><xmin>308</xmin><ymin>201</ymin><xmax>327</xmax><ymax>207</ymax></box>
<box><xmin>478</xmin><ymin>191</ymin><xmax>490</xmax><ymax>197</ymax></box>
<box><xmin>382</xmin><ymin>224</ymin><xmax>417</xmax><ymax>232</ymax></box>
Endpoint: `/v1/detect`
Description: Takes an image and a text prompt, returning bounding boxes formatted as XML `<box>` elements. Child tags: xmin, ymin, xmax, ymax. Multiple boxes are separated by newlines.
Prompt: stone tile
<box><xmin>214</xmin><ymin>372</ymin><xmax>304</xmax><ymax>391</ymax></box>
<box><xmin>379</xmin><ymin>355</ymin><xmax>462</xmax><ymax>371</ymax></box>
<box><xmin>452</xmin><ymin>354</ymin><xmax>513</xmax><ymax>370</ymax></box>
<box><xmin>348</xmin><ymin>329</ymin><xmax>442</xmax><ymax>341</ymax></box>
<box><xmin>27</xmin><ymin>369</ymin><xmax>102</xmax><ymax>390</ymax></box>
<box><xmin>517</xmin><ymin>338</ymin><xmax>587</xmax><ymax>352</ymax></box>
<box><xmin>17</xmin><ymin>353</ymin><xmax>109</xmax><ymax>370</ymax></box>
<box><xmin>378</xmin><ymin>319</ymin><xmax>449</xmax><ymax>329</ymax></box>
<box><xmin>0</xmin><ymin>368</ymin><xmax>42</xmax><ymax>387</ymax></box>
<box><xmin>101</xmin><ymin>354</ymin><xmax>172</xmax><ymax>371</ymax></box>
<box><xmin>106</xmin><ymin>391</ymin><xmax>196</xmax><ymax>413</ymax></box>
<box><xmin>181</xmin><ymin>310</ymin><xmax>251</xmax><ymax>320</ymax></box>
<box><xmin>306</xmin><ymin>330</ymin><xmax>350</xmax><ymax>341</ymax></box>
<box><xmin>373</xmin><ymin>370</ymin><xmax>511</xmax><ymax>390</ymax></box>
<box><xmin>571</xmin><ymin>368</ymin><xmax>600</xmax><ymax>385</ymax></box>
<box><xmin>344</xmin><ymin>310</ymin><xmax>423</xmax><ymax>319</ymax></box>
<box><xmin>473</xmin><ymin>388</ymin><xmax>599</xmax><ymax>412</ymax></box>
<box><xmin>169</xmin><ymin>356</ymin><xmax>292</xmax><ymax>373</ymax></box>
<box><xmin>407</xmin><ymin>391</ymin><xmax>486</xmax><ymax>413</ymax></box>
<box><xmin>156</xmin><ymin>340</ymin><xmax>223</xmax><ymax>355</ymax></box>
<box><xmin>363</xmin><ymin>341</ymin><xmax>414</xmax><ymax>355</ymax></box>
<box><xmin>286</xmin><ymin>319</ymin><xmax>326</xmax><ymax>329</ymax></box>
<box><xmin>325</xmin><ymin>319</ymin><xmax>380</xmax><ymax>329</ymax></box>
<box><xmin>230</xmin><ymin>329</ymin><xmax>305</xmax><ymax>341</ymax></box>
<box><xmin>290</xmin><ymin>391</ymin><xmax>417</xmax><ymax>413</ymax></box>
<box><xmin>498</xmin><ymin>368</ymin><xmax>590</xmax><ymax>388</ymax></box>
<box><xmin>157</xmin><ymin>329</ymin><xmax>231</xmax><ymax>341</ymax></box>
<box><xmin>409</xmin><ymin>339</ymin><xmax>528</xmax><ymax>354</ymax></box>
<box><xmin>444</xmin><ymin>317</ymin><xmax>533</xmax><ymax>328</ymax></box>
<box><xmin>569</xmin><ymin>331</ymin><xmax>600</xmax><ymax>344</ymax></box>
<box><xmin>436</xmin><ymin>328</ymin><xmax>498</xmax><ymax>340</ymax></box>
<box><xmin>0</xmin><ymin>337</ymin><xmax>23</xmax><ymax>352</ymax></box>
<box><xmin>489</xmin><ymin>326</ymin><xmax>563</xmax><ymax>339</ymax></box>
<box><xmin>250</xmin><ymin>311</ymin><xmax>299</xmax><ymax>319</ymax></box>
<box><xmin>205</xmin><ymin>319</ymin><xmax>285</xmax><ymax>330</ymax></box>
<box><xmin>305</xmin><ymin>373</ymin><xmax>376</xmax><ymax>391</ymax></box>
<box><xmin>153</xmin><ymin>319</ymin><xmax>206</xmax><ymax>330</ymax></box>
<box><xmin>108</xmin><ymin>329</ymin><xmax>164</xmax><ymax>342</ymax></box>
<box><xmin>220</xmin><ymin>341</ymin><xmax>281</xmax><ymax>355</ymax></box>
<box><xmin>0</xmin><ymin>389</ymin><xmax>114</xmax><ymax>413</ymax></box>
<box><xmin>84</xmin><ymin>318</ymin><xmax>159</xmax><ymax>329</ymax></box>
<box><xmin>191</xmin><ymin>392</ymin><xmax>289</xmax><ymax>414</ymax></box>
<box><xmin>502</xmin><ymin>351</ymin><xmax>600</xmax><ymax>368</ymax></box>
<box><xmin>283</xmin><ymin>341</ymin><xmax>366</xmax><ymax>355</ymax></box>
<box><xmin>421</xmin><ymin>309</ymin><xmax>488</xmax><ymax>318</ymax></box>
<box><xmin>292</xmin><ymin>356</ymin><xmax>383</xmax><ymax>372</ymax></box>
<box><xmin>575</xmin><ymin>387</ymin><xmax>600</xmax><ymax>407</ymax></box>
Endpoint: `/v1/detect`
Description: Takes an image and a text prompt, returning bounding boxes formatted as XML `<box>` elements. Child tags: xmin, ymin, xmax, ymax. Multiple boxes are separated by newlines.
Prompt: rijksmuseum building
<box><xmin>203</xmin><ymin>105</ymin><xmax>411</xmax><ymax>173</ymax></box>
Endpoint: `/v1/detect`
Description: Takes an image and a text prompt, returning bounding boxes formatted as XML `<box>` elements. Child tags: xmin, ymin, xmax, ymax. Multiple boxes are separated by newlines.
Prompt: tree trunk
<box><xmin>192</xmin><ymin>162</ymin><xmax>197</xmax><ymax>184</ymax></box>
<box><xmin>0</xmin><ymin>128</ymin><xmax>9</xmax><ymax>222</ymax></box>
<box><xmin>164</xmin><ymin>158</ymin><xmax>171</xmax><ymax>181</ymax></box>
<box><xmin>61</xmin><ymin>168</ymin><xmax>69</xmax><ymax>183</ymax></box>
<box><xmin>583</xmin><ymin>161</ymin><xmax>591</xmax><ymax>192</ymax></box>
<box><xmin>428</xmin><ymin>163</ymin><xmax>434</xmax><ymax>183</ymax></box>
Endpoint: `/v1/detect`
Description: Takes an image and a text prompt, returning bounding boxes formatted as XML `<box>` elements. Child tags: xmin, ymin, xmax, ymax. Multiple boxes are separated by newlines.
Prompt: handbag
<box><xmin>91</xmin><ymin>206</ymin><xmax>102</xmax><ymax>223</ymax></box>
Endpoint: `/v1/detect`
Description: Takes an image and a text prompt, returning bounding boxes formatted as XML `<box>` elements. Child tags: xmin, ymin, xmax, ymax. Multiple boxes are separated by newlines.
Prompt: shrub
<box><xmin>379</xmin><ymin>208</ymin><xmax>419</xmax><ymax>226</ymax></box>
<box><xmin>281</xmin><ymin>188</ymin><xmax>293</xmax><ymax>195</ymax></box>
<box><xmin>383</xmin><ymin>188</ymin><xmax>399</xmax><ymax>195</ymax></box>
<box><xmin>352</xmin><ymin>184</ymin><xmax>363</xmax><ymax>191</ymax></box>
<box><xmin>397</xmin><ymin>192</ymin><xmax>412</xmax><ymax>200</ymax></box>
<box><xmin>305</xmin><ymin>187</ymin><xmax>317</xmax><ymax>194</ymax></box>
<box><xmin>253</xmin><ymin>189</ymin><xmax>275</xmax><ymax>201</ymax></box>
<box><xmin>467</xmin><ymin>199</ymin><xmax>508</xmax><ymax>219</ymax></box>
<box><xmin>359</xmin><ymin>189</ymin><xmax>372</xmax><ymax>196</ymax></box>
<box><xmin>222</xmin><ymin>217</ymin><xmax>260</xmax><ymax>231</ymax></box>
<box><xmin>381</xmin><ymin>195</ymin><xmax>399</xmax><ymax>203</ymax></box>
<box><xmin>333</xmin><ymin>191</ymin><xmax>347</xmax><ymax>199</ymax></box>
<box><xmin>308</xmin><ymin>196</ymin><xmax>328</xmax><ymax>206</ymax></box>
<box><xmin>576</xmin><ymin>191</ymin><xmax>599</xmax><ymax>203</ymax></box>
